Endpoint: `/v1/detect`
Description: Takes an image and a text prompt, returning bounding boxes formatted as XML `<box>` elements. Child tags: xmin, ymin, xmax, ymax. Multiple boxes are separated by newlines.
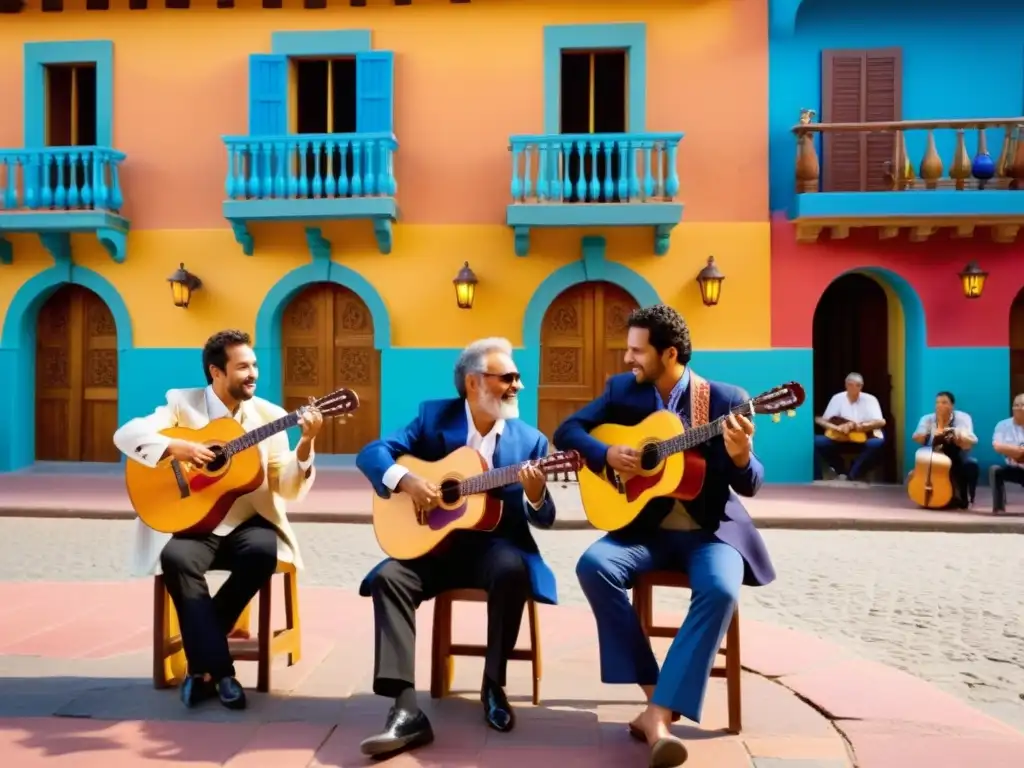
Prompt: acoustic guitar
<box><xmin>823</xmin><ymin>416</ymin><xmax>868</xmax><ymax>444</ymax></box>
<box><xmin>126</xmin><ymin>388</ymin><xmax>360</xmax><ymax>535</ymax></box>
<box><xmin>906</xmin><ymin>427</ymin><xmax>956</xmax><ymax>509</ymax></box>
<box><xmin>577</xmin><ymin>382</ymin><xmax>805</xmax><ymax>532</ymax></box>
<box><xmin>372</xmin><ymin>447</ymin><xmax>584</xmax><ymax>560</ymax></box>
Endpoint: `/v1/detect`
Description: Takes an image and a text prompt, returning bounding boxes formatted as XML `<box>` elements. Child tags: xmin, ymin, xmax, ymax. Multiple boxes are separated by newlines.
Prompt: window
<box><xmin>46</xmin><ymin>63</ymin><xmax>98</xmax><ymax>147</ymax></box>
<box><xmin>559</xmin><ymin>50</ymin><xmax>627</xmax><ymax>203</ymax></box>
<box><xmin>295</xmin><ymin>57</ymin><xmax>358</xmax><ymax>187</ymax></box>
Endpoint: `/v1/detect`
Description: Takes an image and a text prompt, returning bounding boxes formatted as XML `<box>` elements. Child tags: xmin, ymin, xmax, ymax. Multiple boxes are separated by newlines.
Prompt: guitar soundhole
<box><xmin>439</xmin><ymin>479</ymin><xmax>462</xmax><ymax>506</ymax></box>
<box><xmin>205</xmin><ymin>446</ymin><xmax>228</xmax><ymax>473</ymax></box>
<box><xmin>639</xmin><ymin>443</ymin><xmax>660</xmax><ymax>472</ymax></box>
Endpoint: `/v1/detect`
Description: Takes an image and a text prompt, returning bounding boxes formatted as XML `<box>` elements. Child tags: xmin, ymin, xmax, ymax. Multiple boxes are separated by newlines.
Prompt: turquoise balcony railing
<box><xmin>506</xmin><ymin>132</ymin><xmax>685</xmax><ymax>256</ymax></box>
<box><xmin>0</xmin><ymin>146</ymin><xmax>129</xmax><ymax>264</ymax></box>
<box><xmin>222</xmin><ymin>132</ymin><xmax>399</xmax><ymax>256</ymax></box>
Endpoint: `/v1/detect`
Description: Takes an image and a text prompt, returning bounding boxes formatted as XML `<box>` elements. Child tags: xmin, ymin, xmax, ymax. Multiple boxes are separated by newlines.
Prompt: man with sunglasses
<box><xmin>354</xmin><ymin>337</ymin><xmax>558</xmax><ymax>760</ymax></box>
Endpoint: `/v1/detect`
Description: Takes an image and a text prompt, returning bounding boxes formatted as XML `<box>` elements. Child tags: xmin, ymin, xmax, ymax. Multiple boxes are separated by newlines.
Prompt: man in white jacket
<box><xmin>114</xmin><ymin>329</ymin><xmax>320</xmax><ymax>710</ymax></box>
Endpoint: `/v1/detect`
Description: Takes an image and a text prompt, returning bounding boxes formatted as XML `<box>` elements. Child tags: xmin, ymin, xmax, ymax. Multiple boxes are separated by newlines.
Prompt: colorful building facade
<box><xmin>1</xmin><ymin>0</ymin><xmax>1020</xmax><ymax>485</ymax></box>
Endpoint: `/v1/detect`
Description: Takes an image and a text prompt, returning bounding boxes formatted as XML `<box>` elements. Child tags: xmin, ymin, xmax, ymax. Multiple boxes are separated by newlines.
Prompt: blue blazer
<box><xmin>356</xmin><ymin>398</ymin><xmax>559</xmax><ymax>605</ymax></box>
<box><xmin>553</xmin><ymin>372</ymin><xmax>776</xmax><ymax>587</ymax></box>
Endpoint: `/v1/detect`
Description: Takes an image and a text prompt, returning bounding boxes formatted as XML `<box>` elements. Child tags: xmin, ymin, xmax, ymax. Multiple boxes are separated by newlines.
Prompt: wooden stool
<box><xmin>430</xmin><ymin>589</ymin><xmax>542</xmax><ymax>705</ymax></box>
<box><xmin>631</xmin><ymin>570</ymin><xmax>742</xmax><ymax>733</ymax></box>
<box><xmin>152</xmin><ymin>561</ymin><xmax>301</xmax><ymax>693</ymax></box>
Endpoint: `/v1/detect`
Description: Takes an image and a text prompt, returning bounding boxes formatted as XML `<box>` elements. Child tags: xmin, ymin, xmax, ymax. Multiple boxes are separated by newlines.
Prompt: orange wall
<box><xmin>0</xmin><ymin>0</ymin><xmax>767</xmax><ymax>229</ymax></box>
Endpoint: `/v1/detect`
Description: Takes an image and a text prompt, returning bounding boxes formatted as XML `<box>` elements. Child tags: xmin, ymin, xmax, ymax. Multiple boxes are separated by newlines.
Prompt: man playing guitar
<box><xmin>553</xmin><ymin>305</ymin><xmax>775</xmax><ymax>768</ymax></box>
<box><xmin>991</xmin><ymin>393</ymin><xmax>1024</xmax><ymax>513</ymax></box>
<box><xmin>355</xmin><ymin>337</ymin><xmax>558</xmax><ymax>759</ymax></box>
<box><xmin>911</xmin><ymin>391</ymin><xmax>978</xmax><ymax>509</ymax></box>
<box><xmin>113</xmin><ymin>330</ymin><xmax>321</xmax><ymax>710</ymax></box>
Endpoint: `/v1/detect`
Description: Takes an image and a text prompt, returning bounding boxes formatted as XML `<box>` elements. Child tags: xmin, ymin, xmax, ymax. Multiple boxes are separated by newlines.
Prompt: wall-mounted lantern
<box><xmin>696</xmin><ymin>256</ymin><xmax>725</xmax><ymax>307</ymax></box>
<box><xmin>167</xmin><ymin>263</ymin><xmax>202</xmax><ymax>309</ymax></box>
<box><xmin>958</xmin><ymin>261</ymin><xmax>988</xmax><ymax>300</ymax></box>
<box><xmin>453</xmin><ymin>261</ymin><xmax>478</xmax><ymax>310</ymax></box>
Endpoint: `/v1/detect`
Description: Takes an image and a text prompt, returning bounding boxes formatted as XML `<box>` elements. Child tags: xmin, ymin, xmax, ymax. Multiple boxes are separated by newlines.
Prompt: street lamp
<box><xmin>696</xmin><ymin>256</ymin><xmax>725</xmax><ymax>307</ymax></box>
<box><xmin>453</xmin><ymin>261</ymin><xmax>478</xmax><ymax>310</ymax></box>
<box><xmin>167</xmin><ymin>263</ymin><xmax>202</xmax><ymax>309</ymax></box>
<box><xmin>958</xmin><ymin>261</ymin><xmax>988</xmax><ymax>299</ymax></box>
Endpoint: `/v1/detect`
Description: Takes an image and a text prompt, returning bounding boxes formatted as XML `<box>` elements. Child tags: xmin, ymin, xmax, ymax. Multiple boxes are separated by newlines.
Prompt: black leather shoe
<box><xmin>359</xmin><ymin>707</ymin><xmax>434</xmax><ymax>759</ymax></box>
<box><xmin>180</xmin><ymin>674</ymin><xmax>215</xmax><ymax>708</ymax></box>
<box><xmin>216</xmin><ymin>677</ymin><xmax>247</xmax><ymax>710</ymax></box>
<box><xmin>481</xmin><ymin>677</ymin><xmax>515</xmax><ymax>733</ymax></box>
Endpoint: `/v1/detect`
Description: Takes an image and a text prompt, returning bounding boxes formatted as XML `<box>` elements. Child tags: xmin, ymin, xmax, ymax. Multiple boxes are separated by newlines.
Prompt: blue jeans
<box><xmin>813</xmin><ymin>434</ymin><xmax>885</xmax><ymax>480</ymax></box>
<box><xmin>575</xmin><ymin>530</ymin><xmax>743</xmax><ymax>723</ymax></box>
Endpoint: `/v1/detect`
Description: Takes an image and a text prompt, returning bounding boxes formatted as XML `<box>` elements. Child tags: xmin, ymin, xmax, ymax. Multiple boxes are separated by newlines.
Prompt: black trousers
<box><xmin>160</xmin><ymin>515</ymin><xmax>279</xmax><ymax>679</ymax></box>
<box><xmin>990</xmin><ymin>464</ymin><xmax>1024</xmax><ymax>512</ymax></box>
<box><xmin>945</xmin><ymin>446</ymin><xmax>979</xmax><ymax>508</ymax></box>
<box><xmin>369</xmin><ymin>532</ymin><xmax>532</xmax><ymax>697</ymax></box>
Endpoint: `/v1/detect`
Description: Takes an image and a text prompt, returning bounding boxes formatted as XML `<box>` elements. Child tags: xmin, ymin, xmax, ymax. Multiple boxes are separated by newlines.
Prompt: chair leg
<box><xmin>152</xmin><ymin>576</ymin><xmax>168</xmax><ymax>689</ymax></box>
<box><xmin>284</xmin><ymin>570</ymin><xmax>301</xmax><ymax>666</ymax></box>
<box><xmin>430</xmin><ymin>595</ymin><xmax>448</xmax><ymax>699</ymax></box>
<box><xmin>441</xmin><ymin>599</ymin><xmax>455</xmax><ymax>697</ymax></box>
<box><xmin>527</xmin><ymin>600</ymin><xmax>542</xmax><ymax>706</ymax></box>
<box><xmin>725</xmin><ymin>608</ymin><xmax>742</xmax><ymax>734</ymax></box>
<box><xmin>256</xmin><ymin>579</ymin><xmax>272</xmax><ymax>693</ymax></box>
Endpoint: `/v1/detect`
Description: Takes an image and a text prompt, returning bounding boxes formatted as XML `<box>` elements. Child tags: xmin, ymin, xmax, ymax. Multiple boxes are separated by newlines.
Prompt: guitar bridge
<box><xmin>170</xmin><ymin>459</ymin><xmax>191</xmax><ymax>499</ymax></box>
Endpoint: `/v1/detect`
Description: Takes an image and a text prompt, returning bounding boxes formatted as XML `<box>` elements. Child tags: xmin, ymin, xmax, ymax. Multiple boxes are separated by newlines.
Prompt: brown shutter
<box><xmin>822</xmin><ymin>49</ymin><xmax>902</xmax><ymax>192</ymax></box>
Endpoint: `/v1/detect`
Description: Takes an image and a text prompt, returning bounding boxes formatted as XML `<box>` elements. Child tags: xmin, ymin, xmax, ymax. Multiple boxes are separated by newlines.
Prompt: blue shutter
<box><xmin>355</xmin><ymin>51</ymin><xmax>395</xmax><ymax>134</ymax></box>
<box><xmin>248</xmin><ymin>54</ymin><xmax>288</xmax><ymax>136</ymax></box>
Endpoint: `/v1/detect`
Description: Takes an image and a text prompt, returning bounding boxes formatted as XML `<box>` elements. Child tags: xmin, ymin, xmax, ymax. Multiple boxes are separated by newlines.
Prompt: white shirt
<box><xmin>381</xmin><ymin>400</ymin><xmax>546</xmax><ymax>511</ymax></box>
<box><xmin>993</xmin><ymin>417</ymin><xmax>1024</xmax><ymax>467</ymax></box>
<box><xmin>823</xmin><ymin>391</ymin><xmax>884</xmax><ymax>438</ymax></box>
<box><xmin>913</xmin><ymin>410</ymin><xmax>976</xmax><ymax>450</ymax></box>
<box><xmin>205</xmin><ymin>386</ymin><xmax>314</xmax><ymax>536</ymax></box>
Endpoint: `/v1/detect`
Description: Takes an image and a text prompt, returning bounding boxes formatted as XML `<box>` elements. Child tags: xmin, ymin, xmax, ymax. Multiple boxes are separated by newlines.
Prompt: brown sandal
<box><xmin>627</xmin><ymin>712</ymin><xmax>682</xmax><ymax>741</ymax></box>
<box><xmin>649</xmin><ymin>736</ymin><xmax>688</xmax><ymax>767</ymax></box>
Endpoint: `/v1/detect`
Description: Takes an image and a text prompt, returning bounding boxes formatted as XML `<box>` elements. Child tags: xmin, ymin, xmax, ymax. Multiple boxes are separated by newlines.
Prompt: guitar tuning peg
<box><xmin>787</xmin><ymin>409</ymin><xmax>796</xmax><ymax>418</ymax></box>
<box><xmin>771</xmin><ymin>413</ymin><xmax>781</xmax><ymax>423</ymax></box>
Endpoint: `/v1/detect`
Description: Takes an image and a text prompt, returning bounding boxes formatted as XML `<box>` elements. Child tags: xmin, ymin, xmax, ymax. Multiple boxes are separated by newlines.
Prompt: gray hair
<box><xmin>454</xmin><ymin>337</ymin><xmax>514</xmax><ymax>398</ymax></box>
<box><xmin>845</xmin><ymin>372</ymin><xmax>864</xmax><ymax>385</ymax></box>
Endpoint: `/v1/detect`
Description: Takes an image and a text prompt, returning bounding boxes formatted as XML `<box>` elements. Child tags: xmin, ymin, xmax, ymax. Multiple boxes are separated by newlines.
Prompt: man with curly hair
<box><xmin>554</xmin><ymin>304</ymin><xmax>776</xmax><ymax>767</ymax></box>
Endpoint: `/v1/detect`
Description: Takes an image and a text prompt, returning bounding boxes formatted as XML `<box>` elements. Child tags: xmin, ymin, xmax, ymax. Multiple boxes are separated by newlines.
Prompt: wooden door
<box><xmin>822</xmin><ymin>48</ymin><xmax>902</xmax><ymax>191</ymax></box>
<box><xmin>812</xmin><ymin>274</ymin><xmax>896</xmax><ymax>481</ymax></box>
<box><xmin>1011</xmin><ymin>289</ymin><xmax>1024</xmax><ymax>399</ymax></box>
<box><xmin>35</xmin><ymin>285</ymin><xmax>120</xmax><ymax>462</ymax></box>
<box><xmin>537</xmin><ymin>282</ymin><xmax>639</xmax><ymax>440</ymax></box>
<box><xmin>281</xmin><ymin>283</ymin><xmax>380</xmax><ymax>454</ymax></box>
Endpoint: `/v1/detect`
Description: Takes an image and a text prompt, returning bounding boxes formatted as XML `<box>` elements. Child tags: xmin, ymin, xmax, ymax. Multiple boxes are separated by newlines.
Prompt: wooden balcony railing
<box><xmin>793</xmin><ymin>113</ymin><xmax>1024</xmax><ymax>194</ymax></box>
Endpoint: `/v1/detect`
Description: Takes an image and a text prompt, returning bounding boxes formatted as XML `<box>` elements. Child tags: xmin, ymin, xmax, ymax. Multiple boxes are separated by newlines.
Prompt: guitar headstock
<box><xmin>307</xmin><ymin>388</ymin><xmax>361</xmax><ymax>418</ymax></box>
<box><xmin>746</xmin><ymin>381</ymin><xmax>805</xmax><ymax>421</ymax></box>
<box><xmin>535</xmin><ymin>450</ymin><xmax>585</xmax><ymax>477</ymax></box>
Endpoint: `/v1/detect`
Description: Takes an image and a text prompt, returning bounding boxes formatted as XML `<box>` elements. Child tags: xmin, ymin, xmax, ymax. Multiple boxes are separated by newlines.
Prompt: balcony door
<box><xmin>537</xmin><ymin>282</ymin><xmax>638</xmax><ymax>442</ymax></box>
<box><xmin>821</xmin><ymin>48</ymin><xmax>902</xmax><ymax>192</ymax></box>
<box><xmin>559</xmin><ymin>50</ymin><xmax>627</xmax><ymax>202</ymax></box>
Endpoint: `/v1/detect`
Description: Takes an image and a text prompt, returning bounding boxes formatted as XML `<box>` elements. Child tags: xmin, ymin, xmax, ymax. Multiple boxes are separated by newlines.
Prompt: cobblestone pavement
<box><xmin>2</xmin><ymin>518</ymin><xmax>1021</xmax><ymax>732</ymax></box>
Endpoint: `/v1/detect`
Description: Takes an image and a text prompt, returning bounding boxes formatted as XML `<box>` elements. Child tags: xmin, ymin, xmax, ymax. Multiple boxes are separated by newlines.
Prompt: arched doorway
<box><xmin>35</xmin><ymin>285</ymin><xmax>120</xmax><ymax>462</ymax></box>
<box><xmin>280</xmin><ymin>282</ymin><xmax>380</xmax><ymax>454</ymax></box>
<box><xmin>1011</xmin><ymin>288</ymin><xmax>1024</xmax><ymax>399</ymax></box>
<box><xmin>812</xmin><ymin>273</ymin><xmax>897</xmax><ymax>482</ymax></box>
<box><xmin>537</xmin><ymin>281</ymin><xmax>639</xmax><ymax>440</ymax></box>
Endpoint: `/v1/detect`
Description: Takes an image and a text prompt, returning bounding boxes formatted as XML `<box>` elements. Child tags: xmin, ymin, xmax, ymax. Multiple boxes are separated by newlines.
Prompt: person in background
<box><xmin>911</xmin><ymin>391</ymin><xmax>978</xmax><ymax>509</ymax></box>
<box><xmin>813</xmin><ymin>372</ymin><xmax>886</xmax><ymax>483</ymax></box>
<box><xmin>990</xmin><ymin>393</ymin><xmax>1024</xmax><ymax>514</ymax></box>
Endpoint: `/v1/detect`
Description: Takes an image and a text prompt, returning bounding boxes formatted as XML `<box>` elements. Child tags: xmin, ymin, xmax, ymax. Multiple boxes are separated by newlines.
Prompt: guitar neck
<box><xmin>459</xmin><ymin>461</ymin><xmax>532</xmax><ymax>496</ymax></box>
<box><xmin>657</xmin><ymin>402</ymin><xmax>750</xmax><ymax>458</ymax></box>
<box><xmin>223</xmin><ymin>412</ymin><xmax>300</xmax><ymax>457</ymax></box>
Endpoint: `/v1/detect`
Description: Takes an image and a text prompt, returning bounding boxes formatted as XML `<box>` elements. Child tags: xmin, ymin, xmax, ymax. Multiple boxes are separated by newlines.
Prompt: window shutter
<box><xmin>355</xmin><ymin>51</ymin><xmax>395</xmax><ymax>134</ymax></box>
<box><xmin>864</xmin><ymin>51</ymin><xmax>901</xmax><ymax>191</ymax></box>
<box><xmin>248</xmin><ymin>54</ymin><xmax>288</xmax><ymax>136</ymax></box>
<box><xmin>821</xmin><ymin>49</ymin><xmax>901</xmax><ymax>192</ymax></box>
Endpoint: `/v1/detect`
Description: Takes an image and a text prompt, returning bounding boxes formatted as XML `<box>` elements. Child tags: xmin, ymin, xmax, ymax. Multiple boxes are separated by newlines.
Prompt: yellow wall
<box><xmin>0</xmin><ymin>222</ymin><xmax>772</xmax><ymax>349</ymax></box>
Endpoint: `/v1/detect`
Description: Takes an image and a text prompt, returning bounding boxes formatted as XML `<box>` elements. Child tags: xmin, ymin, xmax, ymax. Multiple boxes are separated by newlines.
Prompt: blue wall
<box><xmin>769</xmin><ymin>0</ymin><xmax>1024</xmax><ymax>212</ymax></box>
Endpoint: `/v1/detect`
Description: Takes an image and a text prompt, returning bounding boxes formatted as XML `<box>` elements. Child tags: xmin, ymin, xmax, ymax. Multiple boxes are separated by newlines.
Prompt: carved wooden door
<box><xmin>537</xmin><ymin>282</ymin><xmax>638</xmax><ymax>441</ymax></box>
<box><xmin>280</xmin><ymin>283</ymin><xmax>380</xmax><ymax>454</ymax></box>
<box><xmin>35</xmin><ymin>285</ymin><xmax>120</xmax><ymax>462</ymax></box>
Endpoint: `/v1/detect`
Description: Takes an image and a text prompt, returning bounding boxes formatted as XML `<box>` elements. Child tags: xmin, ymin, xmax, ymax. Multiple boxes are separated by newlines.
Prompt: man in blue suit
<box><xmin>554</xmin><ymin>305</ymin><xmax>775</xmax><ymax>768</ymax></box>
<box><xmin>355</xmin><ymin>337</ymin><xmax>558</xmax><ymax>760</ymax></box>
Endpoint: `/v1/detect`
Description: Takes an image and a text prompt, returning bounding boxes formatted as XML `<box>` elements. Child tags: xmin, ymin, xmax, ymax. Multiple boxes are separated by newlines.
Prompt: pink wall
<box><xmin>770</xmin><ymin>214</ymin><xmax>1024</xmax><ymax>347</ymax></box>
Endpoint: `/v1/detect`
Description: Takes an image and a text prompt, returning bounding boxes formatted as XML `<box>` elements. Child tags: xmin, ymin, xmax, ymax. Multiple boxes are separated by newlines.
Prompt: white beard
<box><xmin>481</xmin><ymin>391</ymin><xmax>519</xmax><ymax>421</ymax></box>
